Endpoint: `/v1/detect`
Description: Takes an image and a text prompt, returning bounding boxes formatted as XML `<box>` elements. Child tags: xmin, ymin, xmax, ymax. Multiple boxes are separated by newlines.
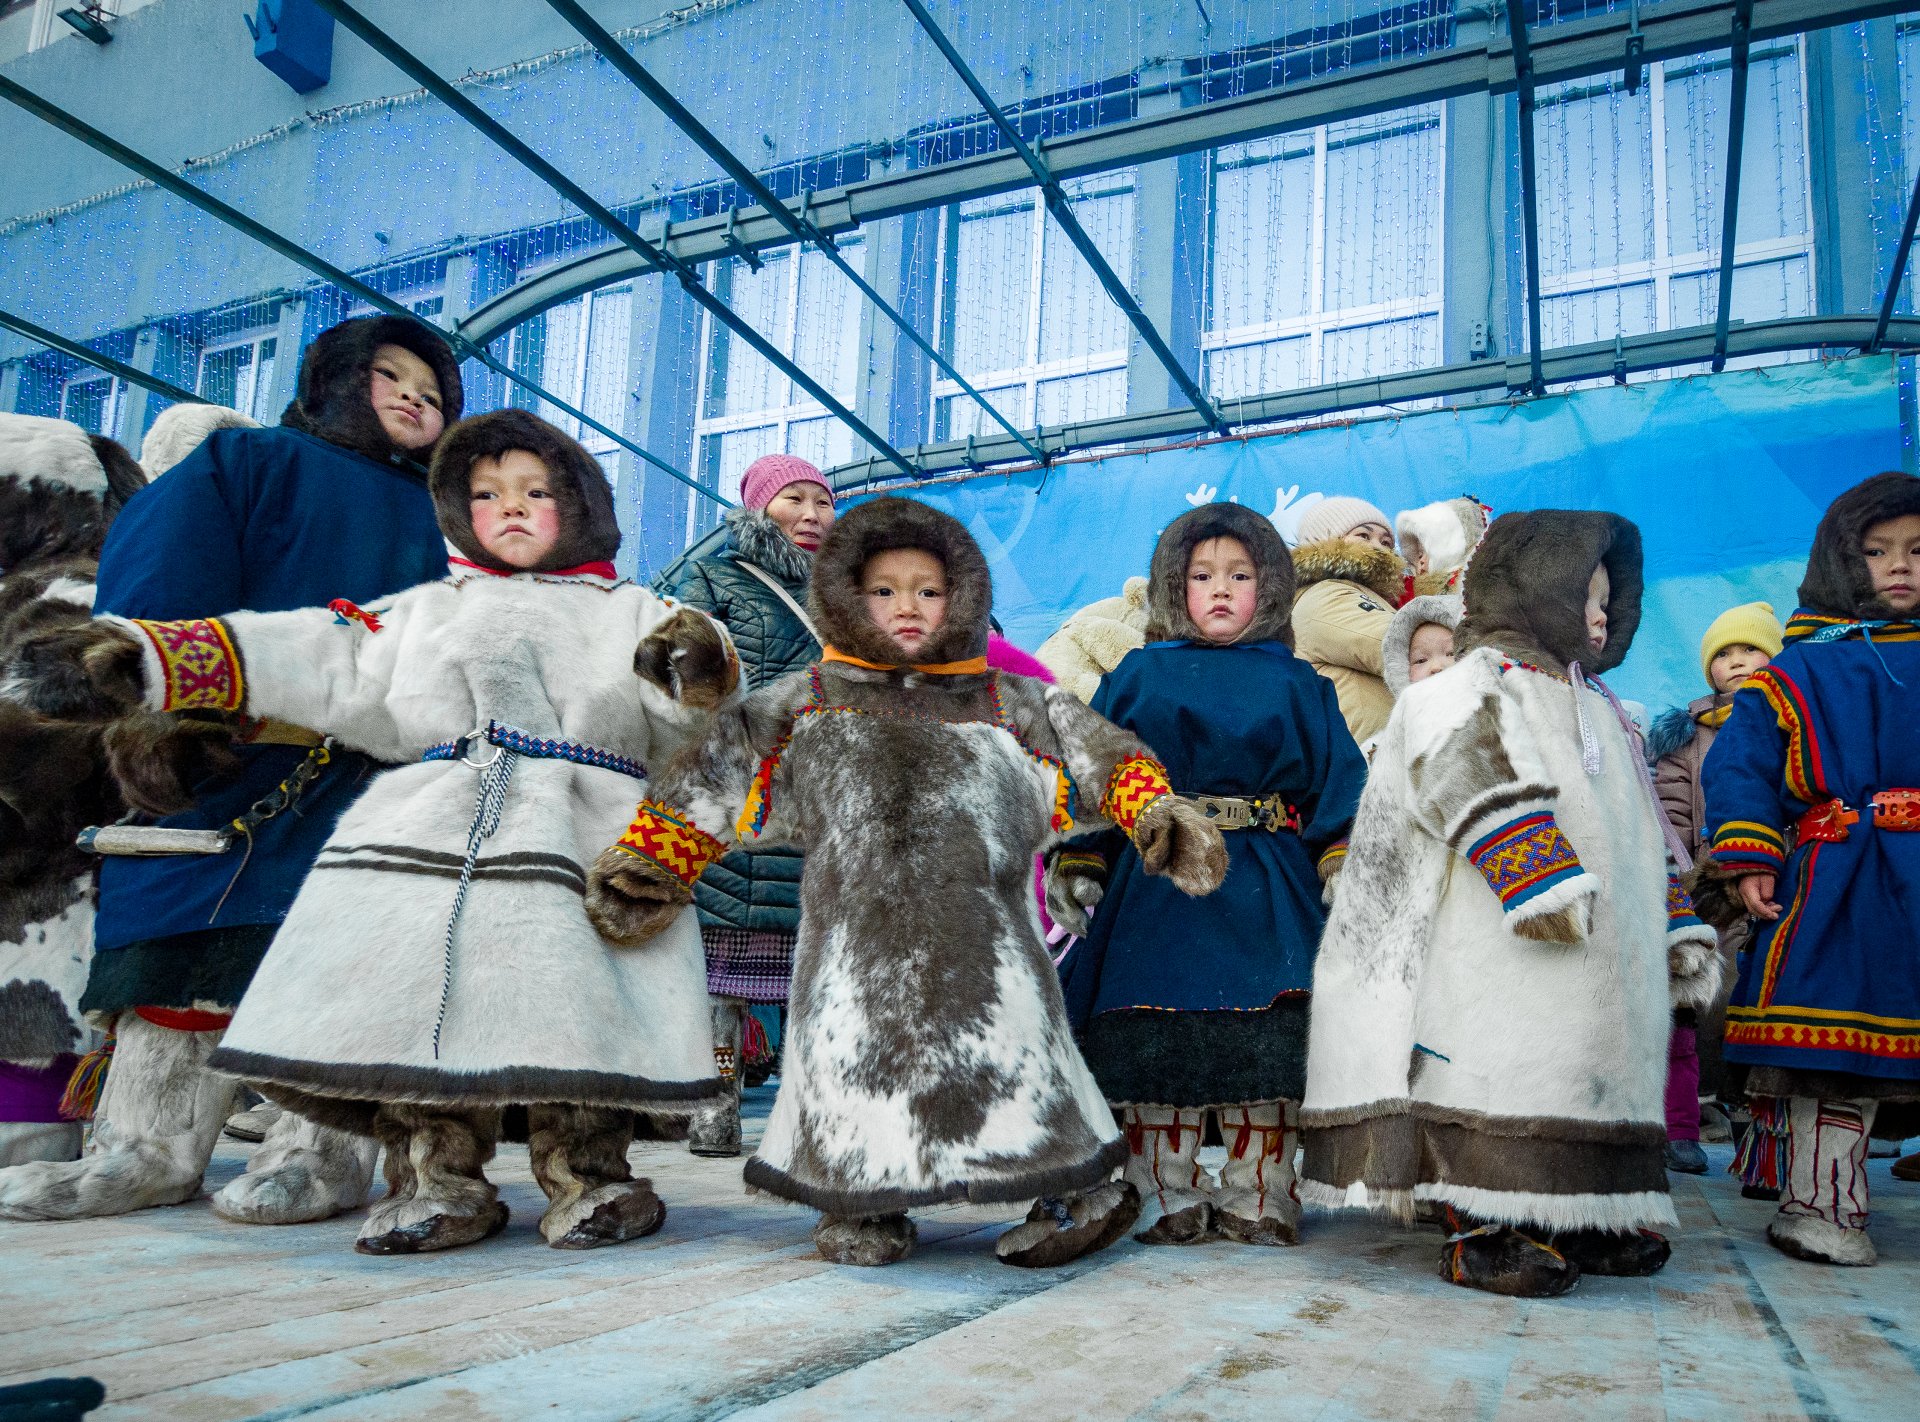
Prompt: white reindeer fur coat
<box><xmin>1302</xmin><ymin>512</ymin><xmax>1719</xmax><ymax>1234</ymax></box>
<box><xmin>113</xmin><ymin>565</ymin><xmax>731</xmax><ymax>1127</ymax></box>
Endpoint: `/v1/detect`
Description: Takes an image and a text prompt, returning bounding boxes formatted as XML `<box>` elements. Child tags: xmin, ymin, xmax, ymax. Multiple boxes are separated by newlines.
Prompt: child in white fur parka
<box><xmin>11</xmin><ymin>408</ymin><xmax>738</xmax><ymax>1256</ymax></box>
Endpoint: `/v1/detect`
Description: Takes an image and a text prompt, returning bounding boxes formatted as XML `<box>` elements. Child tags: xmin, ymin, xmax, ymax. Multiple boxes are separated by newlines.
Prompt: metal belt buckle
<box><xmin>1188</xmin><ymin>794</ymin><xmax>1253</xmax><ymax>831</ymax></box>
<box><xmin>456</xmin><ymin>726</ymin><xmax>502</xmax><ymax>768</ymax></box>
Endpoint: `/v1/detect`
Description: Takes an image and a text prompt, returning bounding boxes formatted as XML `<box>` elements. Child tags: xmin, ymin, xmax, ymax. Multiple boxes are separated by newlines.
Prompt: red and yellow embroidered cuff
<box><xmin>612</xmin><ymin>799</ymin><xmax>727</xmax><ymax>890</ymax></box>
<box><xmin>1709</xmin><ymin>820</ymin><xmax>1787</xmax><ymax>871</ymax></box>
<box><xmin>1101</xmin><ymin>755</ymin><xmax>1172</xmax><ymax>835</ymax></box>
<box><xmin>132</xmin><ymin>617</ymin><xmax>244</xmax><ymax>712</ymax></box>
<box><xmin>1466</xmin><ymin>811</ymin><xmax>1584</xmax><ymax>910</ymax></box>
<box><xmin>1666</xmin><ymin>871</ymin><xmax>1706</xmax><ymax>934</ymax></box>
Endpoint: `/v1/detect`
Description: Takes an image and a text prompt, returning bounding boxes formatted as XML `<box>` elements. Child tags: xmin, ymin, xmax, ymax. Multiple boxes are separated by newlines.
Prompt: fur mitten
<box><xmin>586</xmin><ymin>845</ymin><xmax>693</xmax><ymax>945</ymax></box>
<box><xmin>1668</xmin><ymin>932</ymin><xmax>1724</xmax><ymax>1011</ymax></box>
<box><xmin>103</xmin><ymin>712</ymin><xmax>242</xmax><ymax>815</ymax></box>
<box><xmin>633</xmin><ymin>609</ymin><xmax>738</xmax><ymax>710</ymax></box>
<box><xmin>1683</xmin><ymin>859</ymin><xmax>1750</xmax><ymax>931</ymax></box>
<box><xmin>1043</xmin><ymin>848</ymin><xmax>1107</xmax><ymax>935</ymax></box>
<box><xmin>1509</xmin><ymin>888</ymin><xmax>1595</xmax><ymax>946</ymax></box>
<box><xmin>1131</xmin><ymin>798</ymin><xmax>1228</xmax><ymax>898</ymax></box>
<box><xmin>4</xmin><ymin>618</ymin><xmax>146</xmax><ymax>719</ymax></box>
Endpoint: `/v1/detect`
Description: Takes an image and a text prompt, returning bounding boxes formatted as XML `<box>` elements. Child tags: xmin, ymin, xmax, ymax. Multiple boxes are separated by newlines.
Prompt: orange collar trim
<box><xmin>822</xmin><ymin>646</ymin><xmax>989</xmax><ymax>676</ymax></box>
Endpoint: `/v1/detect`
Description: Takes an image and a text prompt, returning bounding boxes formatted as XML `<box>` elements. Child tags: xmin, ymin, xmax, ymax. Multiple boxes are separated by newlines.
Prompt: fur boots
<box><xmin>687</xmin><ymin>998</ymin><xmax>744</xmax><ymax>1158</ymax></box>
<box><xmin>357</xmin><ymin>1104</ymin><xmax>508</xmax><ymax>1255</ymax></box>
<box><xmin>994</xmin><ymin>1181</ymin><xmax>1142</xmax><ymax>1267</ymax></box>
<box><xmin>528</xmin><ymin>1104</ymin><xmax>664</xmax><ymax>1249</ymax></box>
<box><xmin>1214</xmin><ymin>1101</ymin><xmax>1302</xmax><ymax>1246</ymax></box>
<box><xmin>813</xmin><ymin>1211</ymin><xmax>917</xmax><ymax>1266</ymax></box>
<box><xmin>1769</xmin><ymin>1096</ymin><xmax>1879</xmax><ymax>1266</ymax></box>
<box><xmin>0</xmin><ymin>1014</ymin><xmax>234</xmax><ymax>1220</ymax></box>
<box><xmin>211</xmin><ymin>1105</ymin><xmax>378</xmax><ymax>1225</ymax></box>
<box><xmin>1121</xmin><ymin>1105</ymin><xmax>1214</xmax><ymax>1244</ymax></box>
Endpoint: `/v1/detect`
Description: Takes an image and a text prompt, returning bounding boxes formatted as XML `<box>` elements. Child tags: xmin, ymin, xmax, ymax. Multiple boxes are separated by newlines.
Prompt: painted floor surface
<box><xmin>1</xmin><ymin>1087</ymin><xmax>1915</xmax><ymax>1421</ymax></box>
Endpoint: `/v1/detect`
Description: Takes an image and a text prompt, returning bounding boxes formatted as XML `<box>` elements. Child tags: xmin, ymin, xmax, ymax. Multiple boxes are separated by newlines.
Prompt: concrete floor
<box><xmin>1</xmin><ymin>1087</ymin><xmax>1915</xmax><ymax>1421</ymax></box>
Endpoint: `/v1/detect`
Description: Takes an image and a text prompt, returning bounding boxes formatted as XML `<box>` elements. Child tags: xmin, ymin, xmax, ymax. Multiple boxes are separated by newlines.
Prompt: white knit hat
<box><xmin>1295</xmin><ymin>495</ymin><xmax>1392</xmax><ymax>546</ymax></box>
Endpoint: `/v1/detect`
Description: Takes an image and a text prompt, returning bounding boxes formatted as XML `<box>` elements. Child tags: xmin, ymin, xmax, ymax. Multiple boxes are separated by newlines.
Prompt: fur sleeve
<box><xmin>627</xmin><ymin>588</ymin><xmax>741</xmax><ymax>765</ymax></box>
<box><xmin>1005</xmin><ymin>675</ymin><xmax>1168</xmax><ymax>844</ymax></box>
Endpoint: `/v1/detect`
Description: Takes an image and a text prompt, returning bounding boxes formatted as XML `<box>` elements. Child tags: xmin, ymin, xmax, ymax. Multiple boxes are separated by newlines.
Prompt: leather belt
<box><xmin>1178</xmin><ymin>792</ymin><xmax>1300</xmax><ymax>833</ymax></box>
<box><xmin>1795</xmin><ymin>789</ymin><xmax>1920</xmax><ymax>843</ymax></box>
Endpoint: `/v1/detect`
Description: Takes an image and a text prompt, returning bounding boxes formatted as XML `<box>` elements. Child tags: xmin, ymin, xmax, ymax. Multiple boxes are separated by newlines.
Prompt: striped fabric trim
<box><xmin>1757</xmin><ymin>843</ymin><xmax>1822</xmax><ymax>1007</ymax></box>
<box><xmin>1465</xmin><ymin>812</ymin><xmax>1584</xmax><ymax>910</ymax></box>
<box><xmin>612</xmin><ymin>799</ymin><xmax>727</xmax><ymax>890</ymax></box>
<box><xmin>314</xmin><ymin>843</ymin><xmax>587</xmax><ymax>894</ymax></box>
<box><xmin>1709</xmin><ymin>819</ymin><xmax>1787</xmax><ymax>870</ymax></box>
<box><xmin>1726</xmin><ymin>1004</ymin><xmax>1920</xmax><ymax>1061</ymax></box>
<box><xmin>1783</xmin><ymin>611</ymin><xmax>1920</xmax><ymax>644</ymax></box>
<box><xmin>1317</xmin><ymin>840</ymin><xmax>1349</xmax><ymax>873</ymax></box>
<box><xmin>1748</xmin><ymin>667</ymin><xmax>1824</xmax><ymax>804</ymax></box>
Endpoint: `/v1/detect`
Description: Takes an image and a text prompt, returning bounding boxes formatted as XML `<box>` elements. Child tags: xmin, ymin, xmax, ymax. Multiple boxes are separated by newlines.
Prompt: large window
<box><xmin>932</xmin><ymin>171</ymin><xmax>1136</xmax><ymax>439</ymax></box>
<box><xmin>60</xmin><ymin>368</ymin><xmax>124</xmax><ymax>437</ymax></box>
<box><xmin>197</xmin><ymin>330</ymin><xmax>278</xmax><ymax>422</ymax></box>
<box><xmin>504</xmin><ymin>284</ymin><xmax>633</xmax><ymax>459</ymax></box>
<box><xmin>1204</xmin><ymin>108</ymin><xmax>1445</xmax><ymax>400</ymax></box>
<box><xmin>692</xmin><ymin>244</ymin><xmax>867</xmax><ymax>511</ymax></box>
<box><xmin>1532</xmin><ymin>41</ymin><xmax>1813</xmax><ymax>365</ymax></box>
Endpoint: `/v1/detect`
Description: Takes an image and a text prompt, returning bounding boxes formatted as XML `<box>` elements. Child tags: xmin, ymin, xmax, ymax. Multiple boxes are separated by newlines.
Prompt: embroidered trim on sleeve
<box><xmin>1709</xmin><ymin>819</ymin><xmax>1787</xmax><ymax>870</ymax></box>
<box><xmin>1100</xmin><ymin>754</ymin><xmax>1172</xmax><ymax>835</ymax></box>
<box><xmin>613</xmin><ymin>799</ymin><xmax>727</xmax><ymax>890</ymax></box>
<box><xmin>1465</xmin><ymin>811</ymin><xmax>1584</xmax><ymax>910</ymax></box>
<box><xmin>1666</xmin><ymin>871</ymin><xmax>1706</xmax><ymax>933</ymax></box>
<box><xmin>133</xmin><ymin>617</ymin><xmax>244</xmax><ymax>713</ymax></box>
<box><xmin>1317</xmin><ymin>840</ymin><xmax>1349</xmax><ymax>873</ymax></box>
<box><xmin>1055</xmin><ymin>848</ymin><xmax>1107</xmax><ymax>879</ymax></box>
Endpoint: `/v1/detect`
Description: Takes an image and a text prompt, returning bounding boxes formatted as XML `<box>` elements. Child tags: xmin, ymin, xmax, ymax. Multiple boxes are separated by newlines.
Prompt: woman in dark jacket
<box><xmin>659</xmin><ymin>453</ymin><xmax>832</xmax><ymax>1155</ymax></box>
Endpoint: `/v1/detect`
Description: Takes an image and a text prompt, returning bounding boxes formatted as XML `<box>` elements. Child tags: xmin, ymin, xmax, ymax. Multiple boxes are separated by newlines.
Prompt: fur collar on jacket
<box><xmin>1291</xmin><ymin>536</ymin><xmax>1406</xmax><ymax>606</ymax></box>
<box><xmin>1144</xmin><ymin>502</ymin><xmax>1296</xmax><ymax>645</ymax></box>
<box><xmin>810</xmin><ymin>496</ymin><xmax>992</xmax><ymax>665</ymax></box>
<box><xmin>1798</xmin><ymin>470</ymin><xmax>1920</xmax><ymax>618</ymax></box>
<box><xmin>1381</xmin><ymin>593</ymin><xmax>1463</xmax><ymax>699</ymax></box>
<box><xmin>725</xmin><ymin>505</ymin><xmax>814</xmax><ymax>588</ymax></box>
<box><xmin>429</xmin><ymin>409</ymin><xmax>619</xmax><ymax>573</ymax></box>
<box><xmin>280</xmin><ymin>315</ymin><xmax>464</xmax><ymax>469</ymax></box>
<box><xmin>1645</xmin><ymin>693</ymin><xmax>1731</xmax><ymax>763</ymax></box>
<box><xmin>1458</xmin><ymin>510</ymin><xmax>1643</xmax><ymax>676</ymax></box>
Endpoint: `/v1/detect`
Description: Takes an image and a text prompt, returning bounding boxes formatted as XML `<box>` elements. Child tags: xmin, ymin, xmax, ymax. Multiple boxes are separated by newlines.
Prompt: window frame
<box><xmin>501</xmin><ymin>282</ymin><xmax>635</xmax><ymax>459</ymax></box>
<box><xmin>58</xmin><ymin>366</ymin><xmax>125</xmax><ymax>438</ymax></box>
<box><xmin>195</xmin><ymin>327</ymin><xmax>280</xmax><ymax>423</ymax></box>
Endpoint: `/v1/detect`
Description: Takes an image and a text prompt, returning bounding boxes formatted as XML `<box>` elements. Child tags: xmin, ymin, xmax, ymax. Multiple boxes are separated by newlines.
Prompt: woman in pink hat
<box><xmin>658</xmin><ymin>454</ymin><xmax>835</xmax><ymax>1156</ymax></box>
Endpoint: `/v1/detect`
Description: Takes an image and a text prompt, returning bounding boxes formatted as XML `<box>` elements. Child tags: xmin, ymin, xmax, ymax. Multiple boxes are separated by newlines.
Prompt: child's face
<box><xmin>370</xmin><ymin>343</ymin><xmax>445</xmax><ymax>452</ymax></box>
<box><xmin>1345</xmin><ymin>522</ymin><xmax>1396</xmax><ymax>554</ymax></box>
<box><xmin>1709</xmin><ymin>642</ymin><xmax>1771</xmax><ymax>694</ymax></box>
<box><xmin>1185</xmin><ymin>535</ymin><xmax>1258</xmax><ymax>643</ymax></box>
<box><xmin>469</xmin><ymin>449</ymin><xmax>562</xmax><ymax>569</ymax></box>
<box><xmin>1584</xmin><ymin>564</ymin><xmax>1611</xmax><ymax>654</ymax></box>
<box><xmin>1407</xmin><ymin>622</ymin><xmax>1456</xmax><ymax>684</ymax></box>
<box><xmin>862</xmin><ymin>548</ymin><xmax>948</xmax><ymax>657</ymax></box>
<box><xmin>766</xmin><ymin>481</ymin><xmax>836</xmax><ymax>552</ymax></box>
<box><xmin>1862</xmin><ymin>513</ymin><xmax>1920</xmax><ymax>614</ymax></box>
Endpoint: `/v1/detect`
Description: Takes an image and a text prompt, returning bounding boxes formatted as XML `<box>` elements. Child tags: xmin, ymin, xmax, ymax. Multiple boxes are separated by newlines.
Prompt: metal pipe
<box><xmin>1505</xmin><ymin>0</ymin><xmax>1547</xmax><ymax>397</ymax></box>
<box><xmin>1870</xmin><ymin>157</ymin><xmax>1920</xmax><ymax>353</ymax></box>
<box><xmin>312</xmin><ymin>0</ymin><xmax>916</xmax><ymax>478</ymax></box>
<box><xmin>539</xmin><ymin>0</ymin><xmax>1044</xmax><ymax>464</ymax></box>
<box><xmin>901</xmin><ymin>0</ymin><xmax>1226</xmax><ymax>431</ymax></box>
<box><xmin>0</xmin><ymin>306</ymin><xmax>206</xmax><ymax>409</ymax></box>
<box><xmin>0</xmin><ymin>74</ymin><xmax>719</xmax><ymax>503</ymax></box>
<box><xmin>1711</xmin><ymin>0</ymin><xmax>1754</xmax><ymax>372</ymax></box>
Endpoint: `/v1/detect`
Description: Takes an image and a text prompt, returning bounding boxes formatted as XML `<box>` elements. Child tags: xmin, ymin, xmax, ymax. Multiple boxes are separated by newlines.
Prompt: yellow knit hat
<box><xmin>1699</xmin><ymin>601</ymin><xmax>1785</xmax><ymax>681</ymax></box>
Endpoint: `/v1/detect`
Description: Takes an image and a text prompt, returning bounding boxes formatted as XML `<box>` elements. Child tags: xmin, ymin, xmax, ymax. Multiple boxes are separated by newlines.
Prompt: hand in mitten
<box><xmin>1510</xmin><ymin>888</ymin><xmax>1595</xmax><ymax>946</ymax></box>
<box><xmin>1132</xmin><ymin>797</ymin><xmax>1228</xmax><ymax>897</ymax></box>
<box><xmin>586</xmin><ymin>845</ymin><xmax>693</xmax><ymax>946</ymax></box>
<box><xmin>634</xmin><ymin>609</ymin><xmax>739</xmax><ymax>710</ymax></box>
<box><xmin>5</xmin><ymin>620</ymin><xmax>146</xmax><ymax>720</ymax></box>
<box><xmin>1668</xmin><ymin>933</ymin><xmax>1724</xmax><ymax>1012</ymax></box>
<box><xmin>103</xmin><ymin>713</ymin><xmax>243</xmax><ymax>815</ymax></box>
<box><xmin>1044</xmin><ymin>851</ymin><xmax>1107</xmax><ymax>936</ymax></box>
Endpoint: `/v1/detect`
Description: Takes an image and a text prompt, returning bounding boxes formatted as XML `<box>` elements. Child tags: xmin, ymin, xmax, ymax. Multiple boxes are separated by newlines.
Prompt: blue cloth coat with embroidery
<box><xmin>91</xmin><ymin>426</ymin><xmax>448</xmax><ymax>955</ymax></box>
<box><xmin>1701</xmin><ymin>617</ymin><xmax>1920</xmax><ymax>1082</ymax></box>
<box><xmin>1058</xmin><ymin>640</ymin><xmax>1365</xmax><ymax>1024</ymax></box>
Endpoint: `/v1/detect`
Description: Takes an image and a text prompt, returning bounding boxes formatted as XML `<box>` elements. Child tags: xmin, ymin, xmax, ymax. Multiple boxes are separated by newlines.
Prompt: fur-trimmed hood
<box><xmin>1144</xmin><ymin>502</ymin><xmax>1296</xmax><ymax>645</ymax></box>
<box><xmin>1396</xmin><ymin>497</ymin><xmax>1489</xmax><ymax>578</ymax></box>
<box><xmin>1381</xmin><ymin>593</ymin><xmax>1463</xmax><ymax>699</ymax></box>
<box><xmin>724</xmin><ymin>504</ymin><xmax>814</xmax><ymax>588</ymax></box>
<box><xmin>1291</xmin><ymin>536</ymin><xmax>1406</xmax><ymax>607</ymax></box>
<box><xmin>1798</xmin><ymin>470</ymin><xmax>1920</xmax><ymax>618</ymax></box>
<box><xmin>139</xmin><ymin>402</ymin><xmax>261</xmax><ymax>481</ymax></box>
<box><xmin>0</xmin><ymin>414</ymin><xmax>145</xmax><ymax>574</ymax></box>
<box><xmin>428</xmin><ymin>408</ymin><xmax>619</xmax><ymax>573</ymax></box>
<box><xmin>809</xmin><ymin>496</ymin><xmax>991</xmax><ymax>665</ymax></box>
<box><xmin>280</xmin><ymin>315</ymin><xmax>464</xmax><ymax>468</ymax></box>
<box><xmin>1458</xmin><ymin>510</ymin><xmax>1643</xmax><ymax>676</ymax></box>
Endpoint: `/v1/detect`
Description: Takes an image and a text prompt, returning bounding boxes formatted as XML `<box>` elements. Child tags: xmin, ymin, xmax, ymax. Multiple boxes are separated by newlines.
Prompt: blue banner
<box><xmin>890</xmin><ymin>356</ymin><xmax>1903</xmax><ymax>716</ymax></box>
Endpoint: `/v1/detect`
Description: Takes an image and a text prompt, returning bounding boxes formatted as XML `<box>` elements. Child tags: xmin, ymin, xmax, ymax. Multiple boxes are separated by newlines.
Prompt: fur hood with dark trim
<box><xmin>280</xmin><ymin>315</ymin><xmax>464</xmax><ymax>468</ymax></box>
<box><xmin>429</xmin><ymin>408</ymin><xmax>619</xmax><ymax>573</ymax></box>
<box><xmin>1291</xmin><ymin>536</ymin><xmax>1406</xmax><ymax>607</ymax></box>
<box><xmin>1381</xmin><ymin>593</ymin><xmax>1463</xmax><ymax>699</ymax></box>
<box><xmin>1144</xmin><ymin>502</ymin><xmax>1296</xmax><ymax>645</ymax></box>
<box><xmin>1798</xmin><ymin>470</ymin><xmax>1920</xmax><ymax>619</ymax></box>
<box><xmin>1458</xmin><ymin>510</ymin><xmax>1644</xmax><ymax>677</ymax></box>
<box><xmin>809</xmin><ymin>496</ymin><xmax>991</xmax><ymax>665</ymax></box>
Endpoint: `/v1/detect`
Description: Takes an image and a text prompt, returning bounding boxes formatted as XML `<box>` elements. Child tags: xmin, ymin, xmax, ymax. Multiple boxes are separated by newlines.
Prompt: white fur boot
<box><xmin>211</xmin><ymin>1105</ymin><xmax>377</xmax><ymax>1224</ymax></box>
<box><xmin>0</xmin><ymin>1121</ymin><xmax>84</xmax><ymax>1168</ymax></box>
<box><xmin>1769</xmin><ymin>1096</ymin><xmax>1879</xmax><ymax>1267</ymax></box>
<box><xmin>0</xmin><ymin>1014</ymin><xmax>235</xmax><ymax>1220</ymax></box>
<box><xmin>1214</xmin><ymin>1100</ymin><xmax>1302</xmax><ymax>1246</ymax></box>
<box><xmin>1121</xmin><ymin>1105</ymin><xmax>1215</xmax><ymax>1244</ymax></box>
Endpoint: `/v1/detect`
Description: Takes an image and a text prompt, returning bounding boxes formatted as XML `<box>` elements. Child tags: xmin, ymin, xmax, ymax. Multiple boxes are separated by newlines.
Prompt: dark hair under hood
<box><xmin>1457</xmin><ymin>510</ymin><xmax>1643</xmax><ymax>677</ymax></box>
<box><xmin>1143</xmin><ymin>502</ymin><xmax>1296</xmax><ymax>645</ymax></box>
<box><xmin>428</xmin><ymin>408</ymin><xmax>620</xmax><ymax>574</ymax></box>
<box><xmin>280</xmin><ymin>315</ymin><xmax>464</xmax><ymax>468</ymax></box>
<box><xmin>1798</xmin><ymin>470</ymin><xmax>1920</xmax><ymax>619</ymax></box>
<box><xmin>809</xmin><ymin>496</ymin><xmax>991</xmax><ymax>665</ymax></box>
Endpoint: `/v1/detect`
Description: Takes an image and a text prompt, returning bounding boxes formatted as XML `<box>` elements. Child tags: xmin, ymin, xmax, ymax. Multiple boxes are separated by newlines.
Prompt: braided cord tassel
<box><xmin>433</xmin><ymin>749</ymin><xmax>518</xmax><ymax>1060</ymax></box>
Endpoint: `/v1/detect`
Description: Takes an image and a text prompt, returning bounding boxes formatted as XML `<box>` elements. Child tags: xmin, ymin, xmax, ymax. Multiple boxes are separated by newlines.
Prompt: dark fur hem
<box><xmin>1645</xmin><ymin>706</ymin><xmax>1699</xmax><ymax>764</ymax></box>
<box><xmin>78</xmin><ymin>925</ymin><xmax>276</xmax><ymax>1017</ymax></box>
<box><xmin>741</xmin><ymin>1137</ymin><xmax>1126</xmax><ymax>1215</ymax></box>
<box><xmin>1079</xmin><ymin>1002</ymin><xmax>1308</xmax><ymax>1108</ymax></box>
<box><xmin>1305</xmin><ymin>1106</ymin><xmax>1668</xmax><ymax>1199</ymax></box>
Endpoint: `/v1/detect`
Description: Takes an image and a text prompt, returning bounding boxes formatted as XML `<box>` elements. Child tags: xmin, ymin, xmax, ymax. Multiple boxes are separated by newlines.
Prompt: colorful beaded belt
<box><xmin>1796</xmin><ymin>788</ymin><xmax>1920</xmax><ymax>843</ymax></box>
<box><xmin>423</xmin><ymin>720</ymin><xmax>648</xmax><ymax>782</ymax></box>
<box><xmin>1178</xmin><ymin>792</ymin><xmax>1300</xmax><ymax>833</ymax></box>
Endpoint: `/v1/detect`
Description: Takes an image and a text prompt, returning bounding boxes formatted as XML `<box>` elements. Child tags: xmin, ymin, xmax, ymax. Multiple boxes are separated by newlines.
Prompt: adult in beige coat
<box><xmin>1289</xmin><ymin>496</ymin><xmax>1406</xmax><ymax>744</ymax></box>
<box><xmin>1035</xmin><ymin>576</ymin><xmax>1150</xmax><ymax>703</ymax></box>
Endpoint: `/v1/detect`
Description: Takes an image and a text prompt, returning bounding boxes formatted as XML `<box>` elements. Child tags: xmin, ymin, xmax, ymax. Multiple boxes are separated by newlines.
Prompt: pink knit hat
<box><xmin>740</xmin><ymin>453</ymin><xmax>834</xmax><ymax>512</ymax></box>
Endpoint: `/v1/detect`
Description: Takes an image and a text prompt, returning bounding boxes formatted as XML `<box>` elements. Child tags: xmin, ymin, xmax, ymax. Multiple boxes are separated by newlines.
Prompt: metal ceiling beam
<box><xmin>829</xmin><ymin>315</ymin><xmax>1920</xmax><ymax>488</ymax></box>
<box><xmin>311</xmin><ymin>0</ymin><xmax>916</xmax><ymax>479</ymax></box>
<box><xmin>0</xmin><ymin>73</ymin><xmax>720</xmax><ymax>504</ymax></box>
<box><xmin>1870</xmin><ymin>159</ymin><xmax>1920</xmax><ymax>353</ymax></box>
<box><xmin>1711</xmin><ymin>0</ymin><xmax>1755</xmax><ymax>372</ymax></box>
<box><xmin>458</xmin><ymin>0</ymin><xmax>1908</xmax><ymax>345</ymax></box>
<box><xmin>0</xmin><ymin>306</ymin><xmax>205</xmax><ymax>408</ymax></box>
<box><xmin>540</xmin><ymin>0</ymin><xmax>1046</xmax><ymax>466</ymax></box>
<box><xmin>901</xmin><ymin>0</ymin><xmax>1224</xmax><ymax>431</ymax></box>
<box><xmin>1506</xmin><ymin>2</ymin><xmax>1547</xmax><ymax>398</ymax></box>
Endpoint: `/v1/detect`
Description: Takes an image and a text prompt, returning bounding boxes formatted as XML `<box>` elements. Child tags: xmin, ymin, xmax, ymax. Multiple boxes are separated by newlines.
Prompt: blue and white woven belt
<box><xmin>422</xmin><ymin>720</ymin><xmax>648</xmax><ymax>781</ymax></box>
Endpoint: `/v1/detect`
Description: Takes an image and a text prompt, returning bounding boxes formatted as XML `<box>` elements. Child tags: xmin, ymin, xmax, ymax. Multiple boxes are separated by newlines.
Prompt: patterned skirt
<box><xmin>703</xmin><ymin>926</ymin><xmax>797</xmax><ymax>1004</ymax></box>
